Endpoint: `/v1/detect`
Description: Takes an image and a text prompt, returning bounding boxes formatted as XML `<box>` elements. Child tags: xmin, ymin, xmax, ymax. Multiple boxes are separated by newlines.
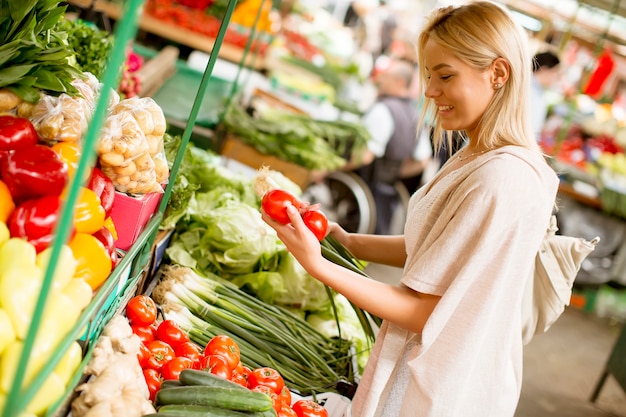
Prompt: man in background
<box><xmin>352</xmin><ymin>58</ymin><xmax>431</xmax><ymax>234</ymax></box>
<box><xmin>530</xmin><ymin>50</ymin><xmax>561</xmax><ymax>141</ymax></box>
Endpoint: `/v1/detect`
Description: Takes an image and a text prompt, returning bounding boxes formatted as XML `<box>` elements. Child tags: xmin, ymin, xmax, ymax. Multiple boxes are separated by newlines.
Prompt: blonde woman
<box><xmin>262</xmin><ymin>1</ymin><xmax>558</xmax><ymax>416</ymax></box>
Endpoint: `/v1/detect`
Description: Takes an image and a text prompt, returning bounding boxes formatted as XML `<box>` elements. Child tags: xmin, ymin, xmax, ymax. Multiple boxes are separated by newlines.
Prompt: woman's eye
<box><xmin>441</xmin><ymin>75</ymin><xmax>451</xmax><ymax>80</ymax></box>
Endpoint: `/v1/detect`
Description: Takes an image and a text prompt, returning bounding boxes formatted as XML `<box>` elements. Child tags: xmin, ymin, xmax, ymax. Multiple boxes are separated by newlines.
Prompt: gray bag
<box><xmin>522</xmin><ymin>215</ymin><xmax>600</xmax><ymax>345</ymax></box>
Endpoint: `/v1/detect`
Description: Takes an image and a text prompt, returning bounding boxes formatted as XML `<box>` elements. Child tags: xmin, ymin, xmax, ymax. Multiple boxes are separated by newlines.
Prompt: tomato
<box><xmin>132</xmin><ymin>324</ymin><xmax>156</xmax><ymax>344</ymax></box>
<box><xmin>161</xmin><ymin>356</ymin><xmax>195</xmax><ymax>380</ymax></box>
<box><xmin>291</xmin><ymin>399</ymin><xmax>328</xmax><ymax>417</ymax></box>
<box><xmin>174</xmin><ymin>341</ymin><xmax>203</xmax><ymax>365</ymax></box>
<box><xmin>252</xmin><ymin>384</ymin><xmax>283</xmax><ymax>413</ymax></box>
<box><xmin>301</xmin><ymin>209</ymin><xmax>328</xmax><ymax>241</ymax></box>
<box><xmin>279</xmin><ymin>406</ymin><xmax>299</xmax><ymax>417</ymax></box>
<box><xmin>156</xmin><ymin>319</ymin><xmax>189</xmax><ymax>348</ymax></box>
<box><xmin>142</xmin><ymin>368</ymin><xmax>162</xmax><ymax>402</ymax></box>
<box><xmin>199</xmin><ymin>354</ymin><xmax>232</xmax><ymax>380</ymax></box>
<box><xmin>280</xmin><ymin>385</ymin><xmax>292</xmax><ymax>408</ymax></box>
<box><xmin>126</xmin><ymin>295</ymin><xmax>157</xmax><ymax>326</ymax></box>
<box><xmin>204</xmin><ymin>335</ymin><xmax>240</xmax><ymax>371</ymax></box>
<box><xmin>247</xmin><ymin>367</ymin><xmax>285</xmax><ymax>395</ymax></box>
<box><xmin>137</xmin><ymin>342</ymin><xmax>151</xmax><ymax>368</ymax></box>
<box><xmin>261</xmin><ymin>189</ymin><xmax>300</xmax><ymax>224</ymax></box>
<box><xmin>230</xmin><ymin>371</ymin><xmax>248</xmax><ymax>387</ymax></box>
<box><xmin>145</xmin><ymin>340</ymin><xmax>176</xmax><ymax>372</ymax></box>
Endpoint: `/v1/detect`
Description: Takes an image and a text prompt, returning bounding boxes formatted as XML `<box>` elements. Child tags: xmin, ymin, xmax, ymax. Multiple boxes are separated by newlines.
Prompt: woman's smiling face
<box><xmin>423</xmin><ymin>38</ymin><xmax>496</xmax><ymax>138</ymax></box>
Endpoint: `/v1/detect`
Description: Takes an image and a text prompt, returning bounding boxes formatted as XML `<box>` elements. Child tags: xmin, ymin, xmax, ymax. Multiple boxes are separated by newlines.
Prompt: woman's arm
<box><xmin>328</xmin><ymin>222</ymin><xmax>408</xmax><ymax>268</ymax></box>
<box><xmin>263</xmin><ymin>205</ymin><xmax>439</xmax><ymax>334</ymax></box>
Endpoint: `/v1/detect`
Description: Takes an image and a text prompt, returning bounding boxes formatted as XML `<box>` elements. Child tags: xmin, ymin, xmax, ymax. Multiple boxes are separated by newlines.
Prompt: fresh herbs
<box><xmin>55</xmin><ymin>18</ymin><xmax>113</xmax><ymax>80</ymax></box>
<box><xmin>0</xmin><ymin>0</ymin><xmax>83</xmax><ymax>102</ymax></box>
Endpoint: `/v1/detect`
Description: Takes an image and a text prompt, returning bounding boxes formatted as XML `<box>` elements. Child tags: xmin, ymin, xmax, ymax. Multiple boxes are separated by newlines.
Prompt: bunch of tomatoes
<box><xmin>261</xmin><ymin>189</ymin><xmax>329</xmax><ymax>241</ymax></box>
<box><xmin>125</xmin><ymin>294</ymin><xmax>329</xmax><ymax>417</ymax></box>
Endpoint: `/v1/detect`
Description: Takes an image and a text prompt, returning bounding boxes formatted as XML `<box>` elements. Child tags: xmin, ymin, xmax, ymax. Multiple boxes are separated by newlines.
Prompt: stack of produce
<box><xmin>146</xmin><ymin>0</ymin><xmax>275</xmax><ymax>53</ymax></box>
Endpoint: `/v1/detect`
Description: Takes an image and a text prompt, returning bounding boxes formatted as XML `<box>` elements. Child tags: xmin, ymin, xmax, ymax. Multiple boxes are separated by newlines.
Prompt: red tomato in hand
<box><xmin>291</xmin><ymin>399</ymin><xmax>328</xmax><ymax>417</ymax></box>
<box><xmin>145</xmin><ymin>340</ymin><xmax>175</xmax><ymax>372</ymax></box>
<box><xmin>174</xmin><ymin>341</ymin><xmax>203</xmax><ymax>365</ymax></box>
<box><xmin>252</xmin><ymin>384</ymin><xmax>283</xmax><ymax>413</ymax></box>
<box><xmin>161</xmin><ymin>356</ymin><xmax>195</xmax><ymax>380</ymax></box>
<box><xmin>199</xmin><ymin>354</ymin><xmax>232</xmax><ymax>380</ymax></box>
<box><xmin>301</xmin><ymin>209</ymin><xmax>328</xmax><ymax>241</ymax></box>
<box><xmin>204</xmin><ymin>335</ymin><xmax>240</xmax><ymax>371</ymax></box>
<box><xmin>132</xmin><ymin>324</ymin><xmax>156</xmax><ymax>344</ymax></box>
<box><xmin>126</xmin><ymin>295</ymin><xmax>157</xmax><ymax>326</ymax></box>
<box><xmin>262</xmin><ymin>189</ymin><xmax>300</xmax><ymax>224</ymax></box>
<box><xmin>143</xmin><ymin>368</ymin><xmax>162</xmax><ymax>401</ymax></box>
<box><xmin>247</xmin><ymin>367</ymin><xmax>285</xmax><ymax>395</ymax></box>
<box><xmin>156</xmin><ymin>319</ymin><xmax>189</xmax><ymax>348</ymax></box>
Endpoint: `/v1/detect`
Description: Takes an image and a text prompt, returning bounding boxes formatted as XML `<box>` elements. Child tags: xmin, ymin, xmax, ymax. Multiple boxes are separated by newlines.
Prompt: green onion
<box><xmin>152</xmin><ymin>265</ymin><xmax>355</xmax><ymax>395</ymax></box>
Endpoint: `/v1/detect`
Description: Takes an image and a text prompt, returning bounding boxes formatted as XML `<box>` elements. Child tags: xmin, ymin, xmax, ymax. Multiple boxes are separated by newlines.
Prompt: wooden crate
<box><xmin>220</xmin><ymin>135</ymin><xmax>311</xmax><ymax>189</ymax></box>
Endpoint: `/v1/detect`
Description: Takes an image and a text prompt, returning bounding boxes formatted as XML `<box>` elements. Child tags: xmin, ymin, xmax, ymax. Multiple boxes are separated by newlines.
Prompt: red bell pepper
<box><xmin>0</xmin><ymin>144</ymin><xmax>68</xmax><ymax>203</ymax></box>
<box><xmin>87</xmin><ymin>167</ymin><xmax>115</xmax><ymax>217</ymax></box>
<box><xmin>92</xmin><ymin>226</ymin><xmax>118</xmax><ymax>267</ymax></box>
<box><xmin>8</xmin><ymin>195</ymin><xmax>75</xmax><ymax>253</ymax></box>
<box><xmin>0</xmin><ymin>115</ymin><xmax>38</xmax><ymax>152</ymax></box>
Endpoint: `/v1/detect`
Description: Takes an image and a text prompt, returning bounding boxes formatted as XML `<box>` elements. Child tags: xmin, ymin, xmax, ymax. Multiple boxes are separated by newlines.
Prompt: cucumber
<box><xmin>161</xmin><ymin>379</ymin><xmax>184</xmax><ymax>389</ymax></box>
<box><xmin>155</xmin><ymin>386</ymin><xmax>273</xmax><ymax>412</ymax></box>
<box><xmin>158</xmin><ymin>404</ymin><xmax>277</xmax><ymax>416</ymax></box>
<box><xmin>179</xmin><ymin>369</ymin><xmax>247</xmax><ymax>390</ymax></box>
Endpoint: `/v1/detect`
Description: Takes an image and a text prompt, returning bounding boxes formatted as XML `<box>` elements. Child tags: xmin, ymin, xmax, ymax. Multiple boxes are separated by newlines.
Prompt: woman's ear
<box><xmin>491</xmin><ymin>57</ymin><xmax>510</xmax><ymax>86</ymax></box>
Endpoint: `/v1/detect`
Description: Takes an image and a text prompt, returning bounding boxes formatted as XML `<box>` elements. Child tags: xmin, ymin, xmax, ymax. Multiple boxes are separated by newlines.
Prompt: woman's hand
<box><xmin>261</xmin><ymin>203</ymin><xmax>324</xmax><ymax>274</ymax></box>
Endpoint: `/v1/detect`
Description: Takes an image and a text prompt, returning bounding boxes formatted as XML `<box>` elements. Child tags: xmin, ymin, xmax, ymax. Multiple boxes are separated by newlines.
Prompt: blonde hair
<box><xmin>417</xmin><ymin>1</ymin><xmax>538</xmax><ymax>155</ymax></box>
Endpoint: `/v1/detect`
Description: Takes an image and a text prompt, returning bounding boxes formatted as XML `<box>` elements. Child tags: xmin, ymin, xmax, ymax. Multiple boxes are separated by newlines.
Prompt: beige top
<box><xmin>351</xmin><ymin>146</ymin><xmax>559</xmax><ymax>417</ymax></box>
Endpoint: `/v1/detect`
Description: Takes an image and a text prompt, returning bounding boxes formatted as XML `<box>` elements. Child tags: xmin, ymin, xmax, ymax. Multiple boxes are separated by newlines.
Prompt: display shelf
<box><xmin>68</xmin><ymin>0</ymin><xmax>266</xmax><ymax>70</ymax></box>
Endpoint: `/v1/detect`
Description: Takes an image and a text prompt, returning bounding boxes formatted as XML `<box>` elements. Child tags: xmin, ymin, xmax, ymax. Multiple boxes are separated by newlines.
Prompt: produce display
<box><xmin>220</xmin><ymin>102</ymin><xmax>370</xmax><ymax>171</ymax></box>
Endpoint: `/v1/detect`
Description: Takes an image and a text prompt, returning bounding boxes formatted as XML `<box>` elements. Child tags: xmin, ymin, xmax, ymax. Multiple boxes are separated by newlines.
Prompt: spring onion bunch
<box><xmin>152</xmin><ymin>265</ymin><xmax>358</xmax><ymax>395</ymax></box>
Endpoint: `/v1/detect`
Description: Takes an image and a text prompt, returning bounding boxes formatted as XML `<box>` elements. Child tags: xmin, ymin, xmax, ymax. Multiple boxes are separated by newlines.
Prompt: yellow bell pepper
<box><xmin>0</xmin><ymin>221</ymin><xmax>8</xmax><ymax>248</ymax></box>
<box><xmin>51</xmin><ymin>141</ymin><xmax>81</xmax><ymax>181</ymax></box>
<box><xmin>54</xmin><ymin>341</ymin><xmax>82</xmax><ymax>387</ymax></box>
<box><xmin>103</xmin><ymin>216</ymin><xmax>118</xmax><ymax>241</ymax></box>
<box><xmin>25</xmin><ymin>371</ymin><xmax>65</xmax><ymax>416</ymax></box>
<box><xmin>0</xmin><ymin>308</ymin><xmax>15</xmax><ymax>356</ymax></box>
<box><xmin>70</xmin><ymin>187</ymin><xmax>106</xmax><ymax>235</ymax></box>
<box><xmin>62</xmin><ymin>278</ymin><xmax>93</xmax><ymax>312</ymax></box>
<box><xmin>35</xmin><ymin>245</ymin><xmax>77</xmax><ymax>292</ymax></box>
<box><xmin>69</xmin><ymin>233</ymin><xmax>112</xmax><ymax>290</ymax></box>
<box><xmin>0</xmin><ymin>181</ymin><xmax>14</xmax><ymax>224</ymax></box>
<box><xmin>0</xmin><ymin>264</ymin><xmax>42</xmax><ymax>340</ymax></box>
<box><xmin>0</xmin><ymin>237</ymin><xmax>37</xmax><ymax>277</ymax></box>
<box><xmin>0</xmin><ymin>340</ymin><xmax>43</xmax><ymax>393</ymax></box>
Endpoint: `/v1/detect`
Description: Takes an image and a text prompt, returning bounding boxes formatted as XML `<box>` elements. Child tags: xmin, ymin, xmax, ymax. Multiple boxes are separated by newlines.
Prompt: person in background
<box><xmin>530</xmin><ymin>50</ymin><xmax>561</xmax><ymax>141</ymax></box>
<box><xmin>354</xmin><ymin>57</ymin><xmax>431</xmax><ymax>235</ymax></box>
<box><xmin>261</xmin><ymin>1</ymin><xmax>558</xmax><ymax>415</ymax></box>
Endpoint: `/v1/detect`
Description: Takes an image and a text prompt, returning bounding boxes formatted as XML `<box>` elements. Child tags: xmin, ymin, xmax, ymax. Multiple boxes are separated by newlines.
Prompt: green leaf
<box><xmin>32</xmin><ymin>68</ymin><xmax>65</xmax><ymax>91</ymax></box>
<box><xmin>0</xmin><ymin>44</ymin><xmax>21</xmax><ymax>67</ymax></box>
<box><xmin>7</xmin><ymin>84</ymin><xmax>40</xmax><ymax>103</ymax></box>
<box><xmin>34</xmin><ymin>5</ymin><xmax>66</xmax><ymax>33</ymax></box>
<box><xmin>0</xmin><ymin>64</ymin><xmax>36</xmax><ymax>86</ymax></box>
<box><xmin>35</xmin><ymin>46</ymin><xmax>71</xmax><ymax>62</ymax></box>
<box><xmin>8</xmin><ymin>0</ymin><xmax>37</xmax><ymax>23</ymax></box>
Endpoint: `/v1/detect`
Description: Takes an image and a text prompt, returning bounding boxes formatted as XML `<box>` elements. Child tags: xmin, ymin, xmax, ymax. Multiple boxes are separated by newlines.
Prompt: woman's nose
<box><xmin>424</xmin><ymin>81</ymin><xmax>440</xmax><ymax>98</ymax></box>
